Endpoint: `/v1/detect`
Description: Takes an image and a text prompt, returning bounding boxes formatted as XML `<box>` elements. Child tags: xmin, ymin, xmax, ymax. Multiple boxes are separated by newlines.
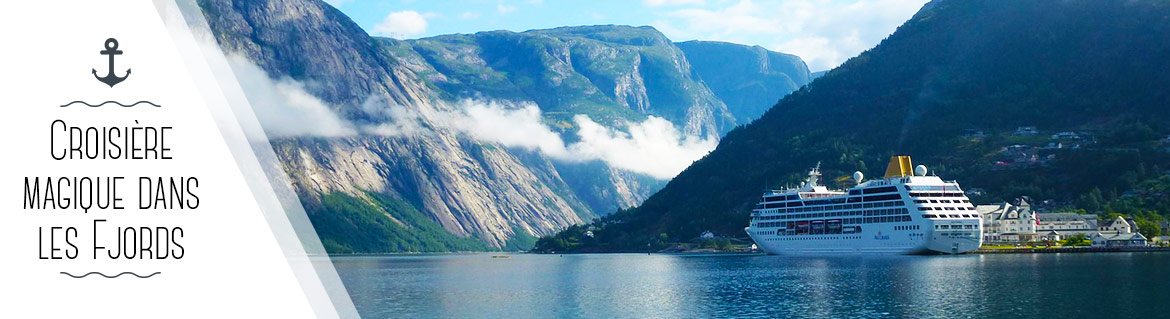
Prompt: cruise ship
<box><xmin>746</xmin><ymin>156</ymin><xmax>982</xmax><ymax>255</ymax></box>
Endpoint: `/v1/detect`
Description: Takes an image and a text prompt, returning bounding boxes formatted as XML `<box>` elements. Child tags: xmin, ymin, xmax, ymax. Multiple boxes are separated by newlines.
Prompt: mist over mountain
<box><xmin>537</xmin><ymin>0</ymin><xmax>1170</xmax><ymax>252</ymax></box>
<box><xmin>198</xmin><ymin>0</ymin><xmax>811</xmax><ymax>252</ymax></box>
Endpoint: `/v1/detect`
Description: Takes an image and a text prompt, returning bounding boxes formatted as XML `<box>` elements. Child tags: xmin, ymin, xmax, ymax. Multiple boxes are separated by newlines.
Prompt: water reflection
<box><xmin>332</xmin><ymin>253</ymin><xmax>1170</xmax><ymax>318</ymax></box>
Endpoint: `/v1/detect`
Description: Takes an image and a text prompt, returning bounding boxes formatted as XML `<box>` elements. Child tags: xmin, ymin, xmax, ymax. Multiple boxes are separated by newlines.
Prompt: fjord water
<box><xmin>333</xmin><ymin>253</ymin><xmax>1170</xmax><ymax>318</ymax></box>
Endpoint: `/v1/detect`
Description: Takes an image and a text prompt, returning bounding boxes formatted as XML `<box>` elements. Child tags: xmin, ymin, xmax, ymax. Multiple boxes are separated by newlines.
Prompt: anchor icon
<box><xmin>92</xmin><ymin>38</ymin><xmax>130</xmax><ymax>87</ymax></box>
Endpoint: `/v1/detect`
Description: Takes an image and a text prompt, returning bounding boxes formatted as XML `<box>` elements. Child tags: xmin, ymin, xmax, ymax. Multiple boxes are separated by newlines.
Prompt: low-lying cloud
<box><xmin>228</xmin><ymin>55</ymin><xmax>357</xmax><ymax>137</ymax></box>
<box><xmin>230</xmin><ymin>56</ymin><xmax>716</xmax><ymax>179</ymax></box>
<box><xmin>447</xmin><ymin>100</ymin><xmax>718</xmax><ymax>179</ymax></box>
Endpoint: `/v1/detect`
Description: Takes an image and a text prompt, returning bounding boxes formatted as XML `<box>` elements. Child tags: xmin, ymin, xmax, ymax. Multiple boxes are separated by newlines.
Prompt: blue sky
<box><xmin>326</xmin><ymin>0</ymin><xmax>929</xmax><ymax>71</ymax></box>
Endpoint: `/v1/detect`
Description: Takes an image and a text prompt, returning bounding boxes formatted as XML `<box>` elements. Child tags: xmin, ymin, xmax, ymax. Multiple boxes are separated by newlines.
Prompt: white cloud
<box><xmin>453</xmin><ymin>100</ymin><xmax>570</xmax><ymax>157</ymax></box>
<box><xmin>643</xmin><ymin>0</ymin><xmax>706</xmax><ymax>6</ymax></box>
<box><xmin>445</xmin><ymin>100</ymin><xmax>715</xmax><ymax>179</ymax></box>
<box><xmin>459</xmin><ymin>11</ymin><xmax>481</xmax><ymax>19</ymax></box>
<box><xmin>226</xmin><ymin>55</ymin><xmax>356</xmax><ymax>138</ymax></box>
<box><xmin>361</xmin><ymin>99</ymin><xmax>716</xmax><ymax>179</ymax></box>
<box><xmin>374</xmin><ymin>10</ymin><xmax>428</xmax><ymax>39</ymax></box>
<box><xmin>497</xmin><ymin>3</ymin><xmax>517</xmax><ymax>14</ymax></box>
<box><xmin>359</xmin><ymin>96</ymin><xmax>429</xmax><ymax>137</ymax></box>
<box><xmin>652</xmin><ymin>0</ymin><xmax>927</xmax><ymax>71</ymax></box>
<box><xmin>568</xmin><ymin>115</ymin><xmax>717</xmax><ymax>179</ymax></box>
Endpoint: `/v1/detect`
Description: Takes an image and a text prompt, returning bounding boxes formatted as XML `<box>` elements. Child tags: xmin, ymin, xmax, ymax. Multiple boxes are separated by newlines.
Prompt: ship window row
<box><xmin>905</xmin><ymin>185</ymin><xmax>961</xmax><ymax>192</ymax></box>
<box><xmin>775</xmin><ymin>214</ymin><xmax>911</xmax><ymax>227</ymax></box>
<box><xmin>759</xmin><ymin>200</ymin><xmax>902</xmax><ymax>214</ymax></box>
<box><xmin>894</xmin><ymin>225</ymin><xmax>921</xmax><ymax>231</ymax></box>
<box><xmin>844</xmin><ymin>185</ymin><xmax>899</xmax><ymax>196</ymax></box>
<box><xmin>754</xmin><ymin>207</ymin><xmax>910</xmax><ymax>221</ymax></box>
<box><xmin>923</xmin><ymin>214</ymin><xmax>978</xmax><ymax>219</ymax></box>
<box><xmin>936</xmin><ymin>224</ymin><xmax>976</xmax><ymax>230</ymax></box>
<box><xmin>863</xmin><ymin>186</ymin><xmax>898</xmax><ymax>194</ymax></box>
<box><xmin>908</xmin><ymin>192</ymin><xmax>966</xmax><ymax>198</ymax></box>
<box><xmin>758</xmin><ymin>193</ymin><xmax>902</xmax><ymax>209</ymax></box>
<box><xmin>761</xmin><ymin>214</ymin><xmax>914</xmax><ymax>234</ymax></box>
<box><xmin>774</xmin><ymin>236</ymin><xmax>864</xmax><ymax>241</ymax></box>
<box><xmin>920</xmin><ymin>206</ymin><xmax>976</xmax><ymax>211</ymax></box>
<box><xmin>763</xmin><ymin>194</ymin><xmax>801</xmax><ymax>202</ymax></box>
<box><xmin>914</xmin><ymin>199</ymin><xmax>971</xmax><ymax>204</ymax></box>
<box><xmin>786</xmin><ymin>200</ymin><xmax>901</xmax><ymax>213</ymax></box>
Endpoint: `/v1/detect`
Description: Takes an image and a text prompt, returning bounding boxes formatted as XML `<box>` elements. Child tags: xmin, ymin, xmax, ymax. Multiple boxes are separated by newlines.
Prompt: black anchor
<box><xmin>93</xmin><ymin>38</ymin><xmax>131</xmax><ymax>87</ymax></box>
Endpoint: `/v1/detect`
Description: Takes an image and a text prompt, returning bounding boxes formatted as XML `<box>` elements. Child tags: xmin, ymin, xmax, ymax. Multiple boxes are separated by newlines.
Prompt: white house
<box><xmin>978</xmin><ymin>199</ymin><xmax>1037</xmax><ymax>242</ymax></box>
<box><xmin>1098</xmin><ymin>216</ymin><xmax>1135</xmax><ymax>234</ymax></box>
<box><xmin>1091</xmin><ymin>232</ymin><xmax>1148</xmax><ymax>248</ymax></box>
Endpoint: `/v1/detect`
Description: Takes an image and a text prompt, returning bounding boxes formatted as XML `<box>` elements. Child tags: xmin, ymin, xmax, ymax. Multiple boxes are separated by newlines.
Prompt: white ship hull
<box><xmin>747</xmin><ymin>220</ymin><xmax>981</xmax><ymax>255</ymax></box>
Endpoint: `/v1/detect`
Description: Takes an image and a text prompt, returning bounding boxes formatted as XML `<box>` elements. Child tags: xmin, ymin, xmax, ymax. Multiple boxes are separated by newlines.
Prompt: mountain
<box><xmin>399</xmin><ymin>26</ymin><xmax>732</xmax><ymax>137</ymax></box>
<box><xmin>676</xmin><ymin>40</ymin><xmax>811</xmax><ymax>124</ymax></box>
<box><xmin>536</xmin><ymin>0</ymin><xmax>1170</xmax><ymax>252</ymax></box>
<box><xmin>197</xmin><ymin>0</ymin><xmax>811</xmax><ymax>252</ymax></box>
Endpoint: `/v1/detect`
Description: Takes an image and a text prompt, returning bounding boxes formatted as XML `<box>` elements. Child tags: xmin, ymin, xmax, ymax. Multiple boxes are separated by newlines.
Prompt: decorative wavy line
<box><xmin>60</xmin><ymin>271</ymin><xmax>161</xmax><ymax>279</ymax></box>
<box><xmin>59</xmin><ymin>101</ymin><xmax>161</xmax><ymax>108</ymax></box>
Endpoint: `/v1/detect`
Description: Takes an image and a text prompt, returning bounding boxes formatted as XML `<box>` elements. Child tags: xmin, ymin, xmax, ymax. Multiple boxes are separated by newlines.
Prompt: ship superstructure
<box><xmin>746</xmin><ymin>156</ymin><xmax>982</xmax><ymax>254</ymax></box>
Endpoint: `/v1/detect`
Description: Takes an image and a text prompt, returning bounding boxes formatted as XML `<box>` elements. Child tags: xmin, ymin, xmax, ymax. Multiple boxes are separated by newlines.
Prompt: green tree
<box><xmin>1061</xmin><ymin>233</ymin><xmax>1088</xmax><ymax>247</ymax></box>
<box><xmin>1135</xmin><ymin>218</ymin><xmax>1163</xmax><ymax>239</ymax></box>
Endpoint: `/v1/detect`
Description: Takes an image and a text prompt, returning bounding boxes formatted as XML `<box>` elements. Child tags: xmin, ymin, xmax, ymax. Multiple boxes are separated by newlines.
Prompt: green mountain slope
<box><xmin>537</xmin><ymin>0</ymin><xmax>1170</xmax><ymax>252</ymax></box>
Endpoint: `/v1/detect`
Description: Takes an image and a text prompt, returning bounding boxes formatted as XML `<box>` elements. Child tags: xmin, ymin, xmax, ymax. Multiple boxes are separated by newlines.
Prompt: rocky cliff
<box><xmin>676</xmin><ymin>40</ymin><xmax>811</xmax><ymax>124</ymax></box>
<box><xmin>198</xmin><ymin>0</ymin><xmax>811</xmax><ymax>251</ymax></box>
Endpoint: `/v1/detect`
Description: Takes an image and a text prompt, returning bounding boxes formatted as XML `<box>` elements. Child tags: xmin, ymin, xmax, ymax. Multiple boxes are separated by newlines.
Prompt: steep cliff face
<box><xmin>198</xmin><ymin>0</ymin><xmax>811</xmax><ymax>252</ymax></box>
<box><xmin>200</xmin><ymin>0</ymin><xmax>590</xmax><ymax>249</ymax></box>
<box><xmin>399</xmin><ymin>25</ymin><xmax>736</xmax><ymax>137</ymax></box>
<box><xmin>676</xmin><ymin>40</ymin><xmax>812</xmax><ymax>124</ymax></box>
<box><xmin>197</xmin><ymin>0</ymin><xmax>426</xmax><ymax>115</ymax></box>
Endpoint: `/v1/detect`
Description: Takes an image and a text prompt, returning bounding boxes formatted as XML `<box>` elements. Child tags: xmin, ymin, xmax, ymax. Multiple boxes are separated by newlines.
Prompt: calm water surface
<box><xmin>332</xmin><ymin>253</ymin><xmax>1170</xmax><ymax>318</ymax></box>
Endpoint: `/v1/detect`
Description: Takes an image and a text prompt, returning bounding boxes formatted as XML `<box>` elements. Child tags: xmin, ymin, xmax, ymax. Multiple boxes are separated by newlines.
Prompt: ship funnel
<box><xmin>884</xmin><ymin>155</ymin><xmax>914</xmax><ymax>178</ymax></box>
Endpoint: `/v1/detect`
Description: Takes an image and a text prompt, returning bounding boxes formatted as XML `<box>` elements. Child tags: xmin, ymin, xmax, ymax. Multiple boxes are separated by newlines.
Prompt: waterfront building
<box><xmin>1090</xmin><ymin>232</ymin><xmax>1148</xmax><ymax>248</ymax></box>
<box><xmin>977</xmin><ymin>199</ymin><xmax>1037</xmax><ymax>242</ymax></box>
<box><xmin>1036</xmin><ymin>212</ymin><xmax>1099</xmax><ymax>238</ymax></box>
<box><xmin>1039</xmin><ymin>230</ymin><xmax>1063</xmax><ymax>241</ymax></box>
<box><xmin>1098</xmin><ymin>216</ymin><xmax>1135</xmax><ymax>234</ymax></box>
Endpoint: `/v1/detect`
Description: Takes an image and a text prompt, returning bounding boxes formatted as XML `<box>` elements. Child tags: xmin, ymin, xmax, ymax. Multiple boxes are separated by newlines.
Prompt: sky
<box><xmin>325</xmin><ymin>0</ymin><xmax>930</xmax><ymax>71</ymax></box>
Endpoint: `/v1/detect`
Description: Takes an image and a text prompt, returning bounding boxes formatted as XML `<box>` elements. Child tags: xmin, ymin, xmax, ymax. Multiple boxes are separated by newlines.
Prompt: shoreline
<box><xmin>975</xmin><ymin>247</ymin><xmax>1170</xmax><ymax>254</ymax></box>
<box><xmin>321</xmin><ymin>246</ymin><xmax>1170</xmax><ymax>257</ymax></box>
